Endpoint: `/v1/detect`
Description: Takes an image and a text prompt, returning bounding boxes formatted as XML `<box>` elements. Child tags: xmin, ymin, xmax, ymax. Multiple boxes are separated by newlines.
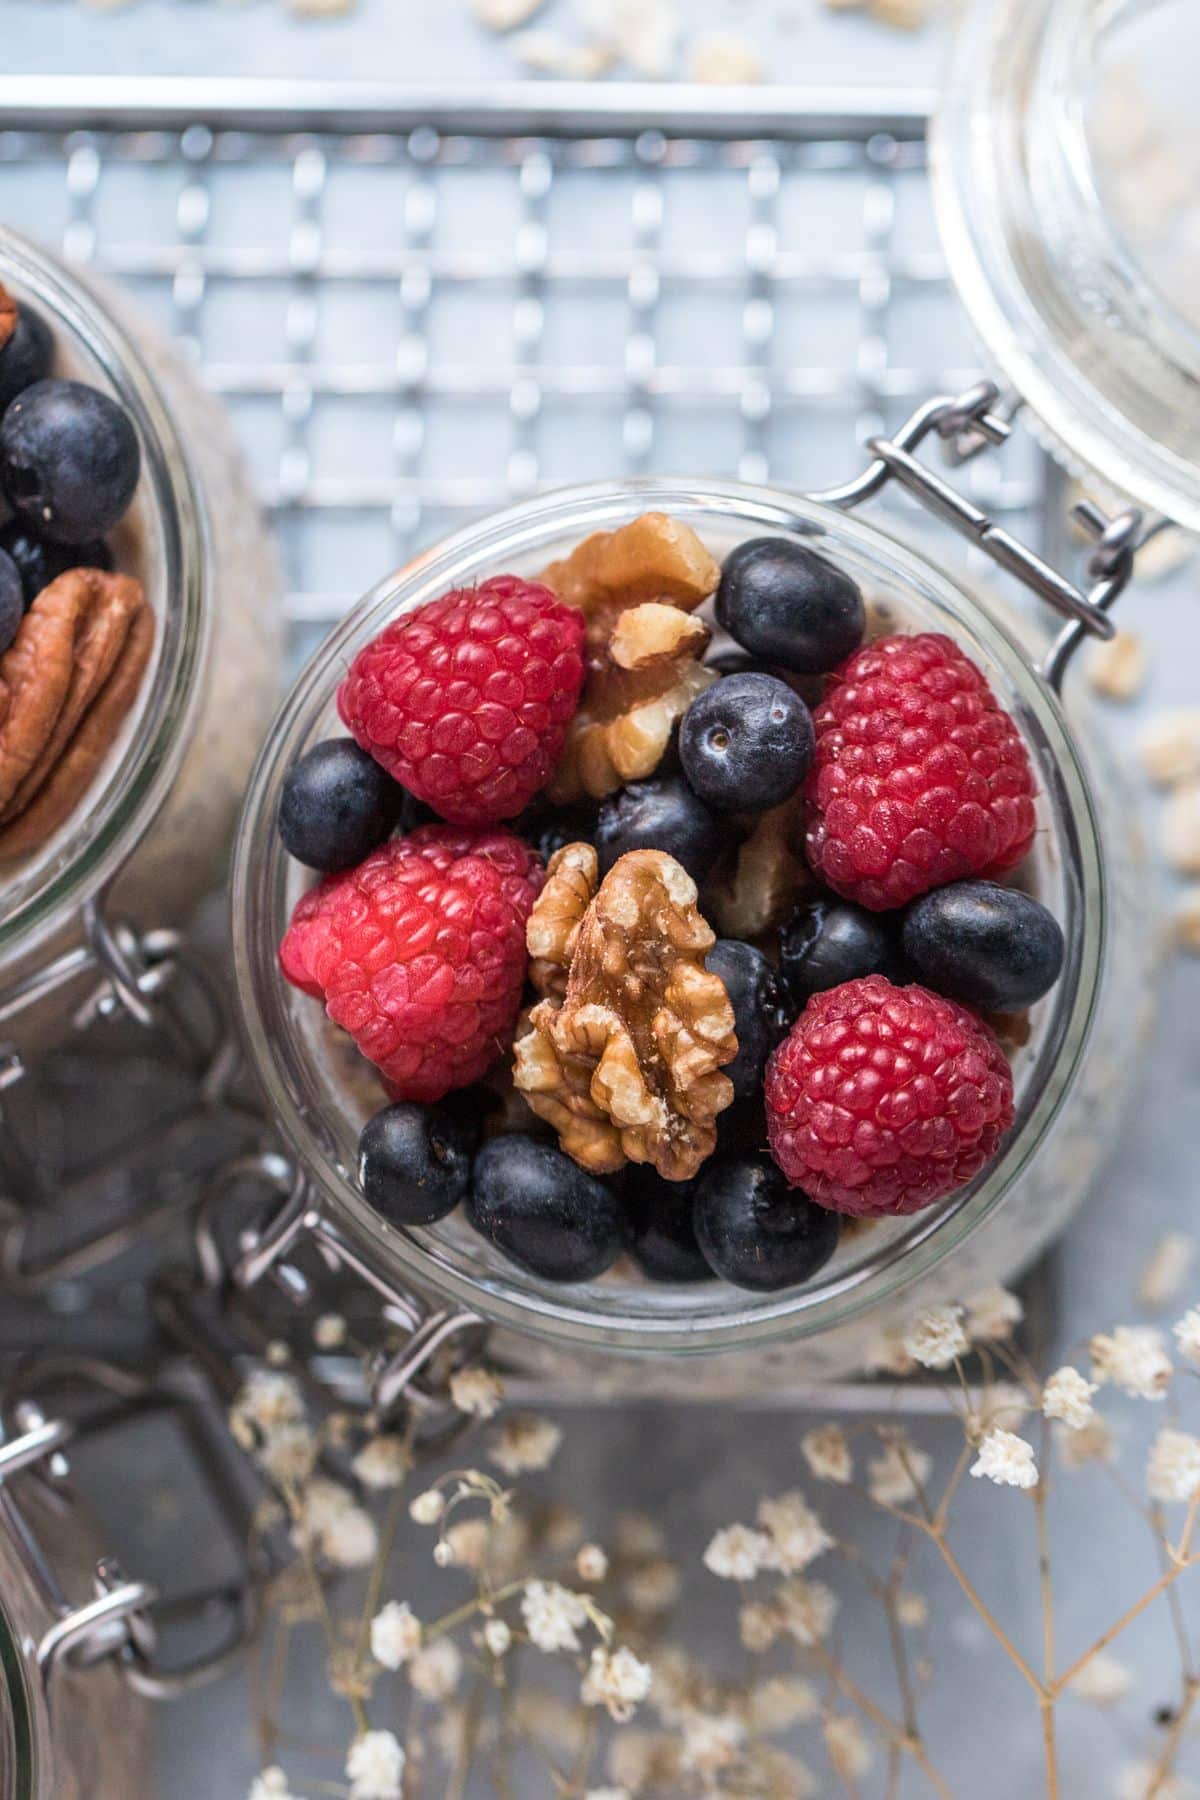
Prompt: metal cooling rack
<box><xmin>0</xmin><ymin>78</ymin><xmax>1056</xmax><ymax>670</ymax></box>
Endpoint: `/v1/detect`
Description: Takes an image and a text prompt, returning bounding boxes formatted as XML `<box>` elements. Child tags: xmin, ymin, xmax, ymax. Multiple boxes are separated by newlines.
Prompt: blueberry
<box><xmin>694</xmin><ymin>1154</ymin><xmax>840</xmax><ymax>1291</ymax></box>
<box><xmin>680</xmin><ymin>673</ymin><xmax>814</xmax><ymax>815</ymax></box>
<box><xmin>514</xmin><ymin>801</ymin><xmax>597</xmax><ymax>865</ymax></box>
<box><xmin>0</xmin><ymin>549</ymin><xmax>22</xmax><ymax>655</ymax></box>
<box><xmin>779</xmin><ymin>896</ymin><xmax>900</xmax><ymax>1005</ymax></box>
<box><xmin>706</xmin><ymin>647</ymin><xmax>764</xmax><ymax>678</ymax></box>
<box><xmin>358</xmin><ymin>1101</ymin><xmax>475</xmax><ymax>1227</ymax></box>
<box><xmin>901</xmin><ymin>879</ymin><xmax>1066</xmax><ymax>1012</ymax></box>
<box><xmin>0</xmin><ymin>302</ymin><xmax>54</xmax><ymax>415</ymax></box>
<box><xmin>278</xmin><ymin>738</ymin><xmax>405</xmax><ymax>872</ymax></box>
<box><xmin>594</xmin><ymin>775</ymin><xmax>724</xmax><ymax>884</ymax></box>
<box><xmin>624</xmin><ymin>1168</ymin><xmax>714</xmax><ymax>1284</ymax></box>
<box><xmin>0</xmin><ymin>379</ymin><xmax>140</xmax><ymax>544</ymax></box>
<box><xmin>468</xmin><ymin>1136</ymin><xmax>625</xmax><ymax>1283</ymax></box>
<box><xmin>707</xmin><ymin>939</ymin><xmax>789</xmax><ymax>1105</ymax></box>
<box><xmin>0</xmin><ymin>521</ymin><xmax>112</xmax><ymax>605</ymax></box>
<box><xmin>716</xmin><ymin>537</ymin><xmax>865</xmax><ymax>674</ymax></box>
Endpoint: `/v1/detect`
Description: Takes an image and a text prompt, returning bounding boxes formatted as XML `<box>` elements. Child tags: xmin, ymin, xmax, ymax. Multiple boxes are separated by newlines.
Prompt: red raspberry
<box><xmin>279</xmin><ymin>824</ymin><xmax>543</xmax><ymax>1103</ymax></box>
<box><xmin>803</xmin><ymin>632</ymin><xmax>1037</xmax><ymax>911</ymax></box>
<box><xmin>338</xmin><ymin>576</ymin><xmax>585</xmax><ymax>827</ymax></box>
<box><xmin>765</xmin><ymin>975</ymin><xmax>1014</xmax><ymax>1218</ymax></box>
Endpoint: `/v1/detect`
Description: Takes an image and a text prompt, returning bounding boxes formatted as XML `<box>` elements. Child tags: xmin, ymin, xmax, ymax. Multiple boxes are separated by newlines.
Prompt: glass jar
<box><xmin>229</xmin><ymin>460</ymin><xmax>1145</xmax><ymax>1392</ymax></box>
<box><xmin>0</xmin><ymin>227</ymin><xmax>283</xmax><ymax>1067</ymax></box>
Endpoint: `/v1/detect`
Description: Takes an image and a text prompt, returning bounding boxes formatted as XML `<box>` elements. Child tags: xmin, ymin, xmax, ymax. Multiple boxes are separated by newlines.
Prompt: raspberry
<box><xmin>338</xmin><ymin>576</ymin><xmax>585</xmax><ymax>827</ymax></box>
<box><xmin>803</xmin><ymin>632</ymin><xmax>1037</xmax><ymax>911</ymax></box>
<box><xmin>279</xmin><ymin>824</ymin><xmax>543</xmax><ymax>1103</ymax></box>
<box><xmin>764</xmin><ymin>975</ymin><xmax>1014</xmax><ymax>1218</ymax></box>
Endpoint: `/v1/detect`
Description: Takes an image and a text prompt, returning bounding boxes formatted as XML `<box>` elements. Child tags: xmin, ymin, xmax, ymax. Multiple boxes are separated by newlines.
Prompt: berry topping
<box><xmin>338</xmin><ymin>575</ymin><xmax>585</xmax><ymax>827</ymax></box>
<box><xmin>706</xmin><ymin>938</ymin><xmax>790</xmax><ymax>1106</ymax></box>
<box><xmin>803</xmin><ymin>632</ymin><xmax>1037</xmax><ymax>911</ymax></box>
<box><xmin>0</xmin><ymin>521</ymin><xmax>112</xmax><ymax>606</ymax></box>
<box><xmin>278</xmin><ymin>737</ymin><xmax>405</xmax><ymax>873</ymax></box>
<box><xmin>716</xmin><ymin>537</ymin><xmax>866</xmax><ymax>675</ymax></box>
<box><xmin>0</xmin><ymin>550</ymin><xmax>22</xmax><ymax>656</ymax></box>
<box><xmin>901</xmin><ymin>879</ymin><xmax>1065</xmax><ymax>1013</ymax></box>
<box><xmin>279</xmin><ymin>824</ymin><xmax>542</xmax><ymax>1103</ymax></box>
<box><xmin>624</xmin><ymin>1168</ymin><xmax>714</xmax><ymax>1284</ymax></box>
<box><xmin>694</xmin><ymin>1152</ymin><xmax>840</xmax><ymax>1291</ymax></box>
<box><xmin>593</xmin><ymin>774</ymin><xmax>723</xmax><ymax>884</ymax></box>
<box><xmin>0</xmin><ymin>300</ymin><xmax>54</xmax><ymax>415</ymax></box>
<box><xmin>358</xmin><ymin>1099</ymin><xmax>476</xmax><ymax>1226</ymax></box>
<box><xmin>779</xmin><ymin>895</ymin><xmax>900</xmax><ymax>1005</ymax></box>
<box><xmin>515</xmin><ymin>800</ymin><xmax>598</xmax><ymax>866</ymax></box>
<box><xmin>680</xmin><ymin>672</ymin><xmax>815</xmax><ymax>814</ymax></box>
<box><xmin>0</xmin><ymin>379</ymin><xmax>140</xmax><ymax>545</ymax></box>
<box><xmin>468</xmin><ymin>1134</ymin><xmax>626</xmax><ymax>1283</ymax></box>
<box><xmin>765</xmin><ymin>974</ymin><xmax>1014</xmax><ymax>1217</ymax></box>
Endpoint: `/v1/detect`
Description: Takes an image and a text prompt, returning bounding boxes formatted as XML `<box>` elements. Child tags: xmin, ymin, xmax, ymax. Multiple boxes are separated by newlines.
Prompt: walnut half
<box><xmin>514</xmin><ymin>847</ymin><xmax>736</xmax><ymax>1180</ymax></box>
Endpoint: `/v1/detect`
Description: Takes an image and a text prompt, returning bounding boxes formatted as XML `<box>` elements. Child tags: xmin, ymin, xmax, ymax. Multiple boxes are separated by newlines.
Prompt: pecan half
<box><xmin>541</xmin><ymin>513</ymin><xmax>720</xmax><ymax>802</ymax></box>
<box><xmin>514</xmin><ymin>846</ymin><xmax>736</xmax><ymax>1180</ymax></box>
<box><xmin>0</xmin><ymin>283</ymin><xmax>17</xmax><ymax>355</ymax></box>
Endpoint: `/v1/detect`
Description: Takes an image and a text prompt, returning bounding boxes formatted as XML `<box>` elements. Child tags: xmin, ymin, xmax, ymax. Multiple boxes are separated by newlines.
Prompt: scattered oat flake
<box><xmin>1138</xmin><ymin>1231</ymin><xmax>1195</xmax><ymax>1309</ymax></box>
<box><xmin>1175</xmin><ymin>888</ymin><xmax>1200</xmax><ymax>952</ymax></box>
<box><xmin>1164</xmin><ymin>783</ymin><xmax>1200</xmax><ymax>873</ymax></box>
<box><xmin>470</xmin><ymin>0</ymin><xmax>546</xmax><ymax>29</ymax></box>
<box><xmin>286</xmin><ymin>0</ymin><xmax>356</xmax><ymax>16</ymax></box>
<box><xmin>1139</xmin><ymin>710</ymin><xmax>1200</xmax><ymax>786</ymax></box>
<box><xmin>867</xmin><ymin>0</ymin><xmax>928</xmax><ymax>26</ymax></box>
<box><xmin>1068</xmin><ymin>1651</ymin><xmax>1134</xmax><ymax>1707</ymax></box>
<box><xmin>581</xmin><ymin>0</ymin><xmax>680</xmax><ymax>77</ymax></box>
<box><xmin>687</xmin><ymin>31</ymin><xmax>763</xmax><ymax>84</ymax></box>
<box><xmin>1087</xmin><ymin>629</ymin><xmax>1148</xmax><ymax>702</ymax></box>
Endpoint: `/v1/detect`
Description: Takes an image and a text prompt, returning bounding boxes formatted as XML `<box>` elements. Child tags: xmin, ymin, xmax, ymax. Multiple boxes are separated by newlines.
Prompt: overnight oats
<box><xmin>234</xmin><ymin>481</ymin><xmax>1138</xmax><ymax>1388</ymax></box>
<box><xmin>0</xmin><ymin>229</ymin><xmax>281</xmax><ymax>1059</ymax></box>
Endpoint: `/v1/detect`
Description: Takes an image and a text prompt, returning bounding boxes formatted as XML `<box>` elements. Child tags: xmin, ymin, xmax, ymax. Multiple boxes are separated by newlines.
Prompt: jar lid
<box><xmin>932</xmin><ymin>0</ymin><xmax>1200</xmax><ymax>530</ymax></box>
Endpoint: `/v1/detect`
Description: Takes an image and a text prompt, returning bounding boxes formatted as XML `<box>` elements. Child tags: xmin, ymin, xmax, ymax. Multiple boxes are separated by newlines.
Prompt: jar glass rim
<box><xmin>0</xmin><ymin>229</ymin><xmax>209</xmax><ymax>962</ymax></box>
<box><xmin>231</xmin><ymin>476</ymin><xmax>1105</xmax><ymax>1358</ymax></box>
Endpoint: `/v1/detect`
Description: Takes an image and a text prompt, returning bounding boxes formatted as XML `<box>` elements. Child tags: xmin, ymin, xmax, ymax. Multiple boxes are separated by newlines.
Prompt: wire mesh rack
<box><xmin>0</xmin><ymin>79</ymin><xmax>1056</xmax><ymax>670</ymax></box>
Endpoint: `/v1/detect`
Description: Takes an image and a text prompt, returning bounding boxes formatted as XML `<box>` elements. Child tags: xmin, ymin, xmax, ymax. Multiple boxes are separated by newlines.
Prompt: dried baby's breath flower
<box><xmin>409</xmin><ymin>1638</ymin><xmax>462</xmax><ymax>1702</ymax></box>
<box><xmin>1174</xmin><ymin>1306</ymin><xmax>1200</xmax><ymax>1364</ymax></box>
<box><xmin>443</xmin><ymin>1517</ymin><xmax>490</xmax><ymax>1570</ymax></box>
<box><xmin>449</xmin><ymin>1365</ymin><xmax>505</xmax><ymax>1419</ymax></box>
<box><xmin>747</xmin><ymin>1674</ymin><xmax>819</xmax><ymax>1732</ymax></box>
<box><xmin>739</xmin><ymin>1600</ymin><xmax>781</xmax><ymax>1652</ymax></box>
<box><xmin>522</xmin><ymin>1579</ymin><xmax>589</xmax><ymax>1653</ymax></box>
<box><xmin>582</xmin><ymin>1645</ymin><xmax>654</xmax><ymax>1721</ymax></box>
<box><xmin>1042</xmin><ymin>1366</ymin><xmax>1098</xmax><ymax>1430</ymax></box>
<box><xmin>351</xmin><ymin>1435</ymin><xmax>409</xmax><ymax>1490</ymax></box>
<box><xmin>370</xmin><ymin>1601</ymin><xmax>421</xmax><ymax>1670</ymax></box>
<box><xmin>903</xmin><ymin>1302</ymin><xmax>968</xmax><ymax>1369</ymax></box>
<box><xmin>896</xmin><ymin>1590</ymin><xmax>928</xmax><ymax>1628</ymax></box>
<box><xmin>756</xmin><ymin>1490</ymin><xmax>833</xmax><ymax>1573</ymax></box>
<box><xmin>801</xmin><ymin>1423</ymin><xmax>853</xmax><ymax>1484</ymax></box>
<box><xmin>863</xmin><ymin>1324</ymin><xmax>917</xmax><ymax>1377</ymax></box>
<box><xmin>577</xmin><ymin>1542</ymin><xmax>609</xmax><ymax>1583</ymax></box>
<box><xmin>703</xmin><ymin>1523</ymin><xmax>771</xmax><ymax>1581</ymax></box>
<box><xmin>257</xmin><ymin>1422</ymin><xmax>318</xmax><ymax>1486</ymax></box>
<box><xmin>248</xmin><ymin>1771</ymin><xmax>302</xmax><ymax>1800</ymax></box>
<box><xmin>1067</xmin><ymin>1651</ymin><xmax>1134</xmax><ymax>1706</ymax></box>
<box><xmin>1138</xmin><ymin>1233</ymin><xmax>1195</xmax><ymax>1310</ymax></box>
<box><xmin>346</xmin><ymin>1731</ymin><xmax>405</xmax><ymax>1800</ymax></box>
<box><xmin>614</xmin><ymin>1512</ymin><xmax>665</xmax><ymax>1559</ymax></box>
<box><xmin>776</xmin><ymin>1577</ymin><xmax>839</xmax><ymax>1646</ymax></box>
<box><xmin>623</xmin><ymin>1558</ymin><xmax>680</xmax><ymax>1615</ymax></box>
<box><xmin>1086</xmin><ymin>629</ymin><xmax>1148</xmax><ymax>701</ymax></box>
<box><xmin>1090</xmin><ymin>1325</ymin><xmax>1173</xmax><ymax>1399</ymax></box>
<box><xmin>965</xmin><ymin>1283</ymin><xmax>1024</xmax><ymax>1342</ymax></box>
<box><xmin>608</xmin><ymin>1728</ymin><xmax>682</xmax><ymax>1793</ymax></box>
<box><xmin>409</xmin><ymin>1487</ymin><xmax>445</xmax><ymax>1526</ymax></box>
<box><xmin>1060</xmin><ymin>1415</ymin><xmax>1116</xmax><ymax>1469</ymax></box>
<box><xmin>824</xmin><ymin>1713</ymin><xmax>872</xmax><ymax>1781</ymax></box>
<box><xmin>1164</xmin><ymin>783</ymin><xmax>1200</xmax><ymax>875</ymax></box>
<box><xmin>229</xmin><ymin>1368</ymin><xmax>305</xmax><ymax>1452</ymax></box>
<box><xmin>1116</xmin><ymin>1758</ymin><xmax>1200</xmax><ymax>1800</ymax></box>
<box><xmin>679</xmin><ymin>1711</ymin><xmax>744</xmax><ymax>1776</ymax></box>
<box><xmin>687</xmin><ymin>30</ymin><xmax>763</xmax><ymax>83</ymax></box>
<box><xmin>265</xmin><ymin>1341</ymin><xmax>291</xmax><ymax>1368</ymax></box>
<box><xmin>293</xmin><ymin>1479</ymin><xmax>379</xmax><ymax>1569</ymax></box>
<box><xmin>970</xmin><ymin>1427</ymin><xmax>1038</xmax><ymax>1490</ymax></box>
<box><xmin>1146</xmin><ymin>1426</ymin><xmax>1200</xmax><ymax>1503</ymax></box>
<box><xmin>1140</xmin><ymin>709</ymin><xmax>1200</xmax><ymax>786</ymax></box>
<box><xmin>489</xmin><ymin>1413</ymin><xmax>562</xmax><ymax>1475</ymax></box>
<box><xmin>312</xmin><ymin>1313</ymin><xmax>346</xmax><ymax>1350</ymax></box>
<box><xmin>867</xmin><ymin>1431</ymin><xmax>932</xmax><ymax>1506</ymax></box>
<box><xmin>483</xmin><ymin>1617</ymin><xmax>512</xmax><ymax>1657</ymax></box>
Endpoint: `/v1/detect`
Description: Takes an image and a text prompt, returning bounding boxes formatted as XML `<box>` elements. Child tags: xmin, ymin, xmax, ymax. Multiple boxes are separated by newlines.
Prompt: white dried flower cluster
<box><xmin>1042</xmin><ymin>1366</ymin><xmax>1098</xmax><ymax>1430</ymax></box>
<box><xmin>824</xmin><ymin>1713</ymin><xmax>872</xmax><ymax>1781</ymax></box>
<box><xmin>1060</xmin><ymin>1415</ymin><xmax>1116</xmax><ymax>1470</ymax></box>
<box><xmin>582</xmin><ymin>1645</ymin><xmax>653</xmax><ymax>1721</ymax></box>
<box><xmin>863</xmin><ymin>1324</ymin><xmax>916</xmax><ymax>1377</ymax></box>
<box><xmin>896</xmin><ymin>1590</ymin><xmax>928</xmax><ymax>1628</ymax></box>
<box><xmin>577</xmin><ymin>1542</ymin><xmax>609</xmax><ymax>1583</ymax></box>
<box><xmin>902</xmin><ymin>1303</ymin><xmax>968</xmax><ymax>1370</ymax></box>
<box><xmin>345</xmin><ymin>1731</ymin><xmax>405</xmax><ymax>1800</ymax></box>
<box><xmin>449</xmin><ymin>1365</ymin><xmax>505</xmax><ymax>1418</ymax></box>
<box><xmin>739</xmin><ymin>1599</ymin><xmax>779</xmax><ymax>1653</ymax></box>
<box><xmin>441</xmin><ymin>1517</ymin><xmax>490</xmax><ymax>1570</ymax></box>
<box><xmin>755</xmin><ymin>1490</ymin><xmax>833</xmax><ymax>1573</ymax></box>
<box><xmin>746</xmin><ymin>1674</ymin><xmax>818</xmax><ymax>1732</ymax></box>
<box><xmin>1090</xmin><ymin>1325</ymin><xmax>1173</xmax><ymax>1399</ymax></box>
<box><xmin>409</xmin><ymin>1487</ymin><xmax>446</xmax><ymax>1525</ymax></box>
<box><xmin>970</xmin><ymin>1428</ymin><xmax>1038</xmax><ymax>1490</ymax></box>
<box><xmin>483</xmin><ymin>1617</ymin><xmax>512</xmax><ymax>1657</ymax></box>
<box><xmin>370</xmin><ymin>1601</ymin><xmax>421</xmax><ymax>1671</ymax></box>
<box><xmin>1067</xmin><ymin>1651</ymin><xmax>1134</xmax><ymax>1707</ymax></box>
<box><xmin>703</xmin><ymin>1523</ymin><xmax>771</xmax><ymax>1581</ymax></box>
<box><xmin>1174</xmin><ymin>1307</ymin><xmax>1200</xmax><ymax>1364</ymax></box>
<box><xmin>229</xmin><ymin>1370</ymin><xmax>316</xmax><ymax>1485</ymax></box>
<box><xmin>680</xmin><ymin>1710</ymin><xmax>744</xmax><ymax>1776</ymax></box>
<box><xmin>800</xmin><ymin>1423</ymin><xmax>853</xmax><ymax>1484</ymax></box>
<box><xmin>521</xmin><ymin>1579</ymin><xmax>589</xmax><ymax>1653</ymax></box>
<box><xmin>624</xmin><ymin>1558</ymin><xmax>680</xmax><ymax>1615</ymax></box>
<box><xmin>867</xmin><ymin>1432</ymin><xmax>932</xmax><ymax>1507</ymax></box>
<box><xmin>351</xmin><ymin>1434</ymin><xmax>408</xmax><ymax>1490</ymax></box>
<box><xmin>292</xmin><ymin>1479</ymin><xmax>378</xmax><ymax>1569</ymax></box>
<box><xmin>410</xmin><ymin>1638</ymin><xmax>462</xmax><ymax>1702</ymax></box>
<box><xmin>964</xmin><ymin>1284</ymin><xmax>1024</xmax><ymax>1342</ymax></box>
<box><xmin>1138</xmin><ymin>1233</ymin><xmax>1195</xmax><ymax>1310</ymax></box>
<box><xmin>1116</xmin><ymin>1758</ymin><xmax>1199</xmax><ymax>1800</ymax></box>
<box><xmin>489</xmin><ymin>1413</ymin><xmax>563</xmax><ymax>1475</ymax></box>
<box><xmin>776</xmin><ymin>1577</ymin><xmax>839</xmax><ymax>1646</ymax></box>
<box><xmin>1146</xmin><ymin>1427</ymin><xmax>1200</xmax><ymax>1503</ymax></box>
<box><xmin>312</xmin><ymin>1312</ymin><xmax>347</xmax><ymax>1350</ymax></box>
<box><xmin>248</xmin><ymin>1770</ymin><xmax>304</xmax><ymax>1800</ymax></box>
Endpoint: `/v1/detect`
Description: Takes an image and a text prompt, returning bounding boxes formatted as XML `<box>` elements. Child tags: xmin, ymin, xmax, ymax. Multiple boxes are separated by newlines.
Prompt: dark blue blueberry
<box><xmin>0</xmin><ymin>521</ymin><xmax>112</xmax><ymax>605</ymax></box>
<box><xmin>594</xmin><ymin>774</ymin><xmax>724</xmax><ymax>884</ymax></box>
<box><xmin>694</xmin><ymin>1153</ymin><xmax>840</xmax><ymax>1291</ymax></box>
<box><xmin>0</xmin><ymin>301</ymin><xmax>54</xmax><ymax>415</ymax></box>
<box><xmin>707</xmin><ymin>938</ymin><xmax>789</xmax><ymax>1105</ymax></box>
<box><xmin>514</xmin><ymin>802</ymin><xmax>598</xmax><ymax>865</ymax></box>
<box><xmin>680</xmin><ymin>672</ymin><xmax>814</xmax><ymax>814</ymax></box>
<box><xmin>901</xmin><ymin>879</ymin><xmax>1065</xmax><ymax>1012</ymax></box>
<box><xmin>358</xmin><ymin>1100</ymin><xmax>475</xmax><ymax>1227</ymax></box>
<box><xmin>706</xmin><ymin>647</ymin><xmax>764</xmax><ymax>678</ymax></box>
<box><xmin>716</xmin><ymin>537</ymin><xmax>865</xmax><ymax>674</ymax></box>
<box><xmin>468</xmin><ymin>1136</ymin><xmax>625</xmax><ymax>1283</ymax></box>
<box><xmin>0</xmin><ymin>379</ymin><xmax>140</xmax><ymax>545</ymax></box>
<box><xmin>779</xmin><ymin>896</ymin><xmax>899</xmax><ymax>1005</ymax></box>
<box><xmin>624</xmin><ymin>1168</ymin><xmax>714</xmax><ymax>1284</ymax></box>
<box><xmin>278</xmin><ymin>737</ymin><xmax>405</xmax><ymax>872</ymax></box>
<box><xmin>0</xmin><ymin>549</ymin><xmax>22</xmax><ymax>655</ymax></box>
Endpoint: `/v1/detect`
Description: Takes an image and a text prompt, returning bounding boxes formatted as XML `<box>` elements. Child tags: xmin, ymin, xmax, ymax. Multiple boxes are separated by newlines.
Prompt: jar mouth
<box><xmin>932</xmin><ymin>0</ymin><xmax>1200</xmax><ymax>530</ymax></box>
<box><xmin>0</xmin><ymin>229</ymin><xmax>208</xmax><ymax>966</ymax></box>
<box><xmin>231</xmin><ymin>477</ymin><xmax>1104</xmax><ymax>1358</ymax></box>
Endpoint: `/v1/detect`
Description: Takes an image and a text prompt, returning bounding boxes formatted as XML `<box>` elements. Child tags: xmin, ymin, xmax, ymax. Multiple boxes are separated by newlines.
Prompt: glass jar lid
<box><xmin>932</xmin><ymin>0</ymin><xmax>1200</xmax><ymax>530</ymax></box>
